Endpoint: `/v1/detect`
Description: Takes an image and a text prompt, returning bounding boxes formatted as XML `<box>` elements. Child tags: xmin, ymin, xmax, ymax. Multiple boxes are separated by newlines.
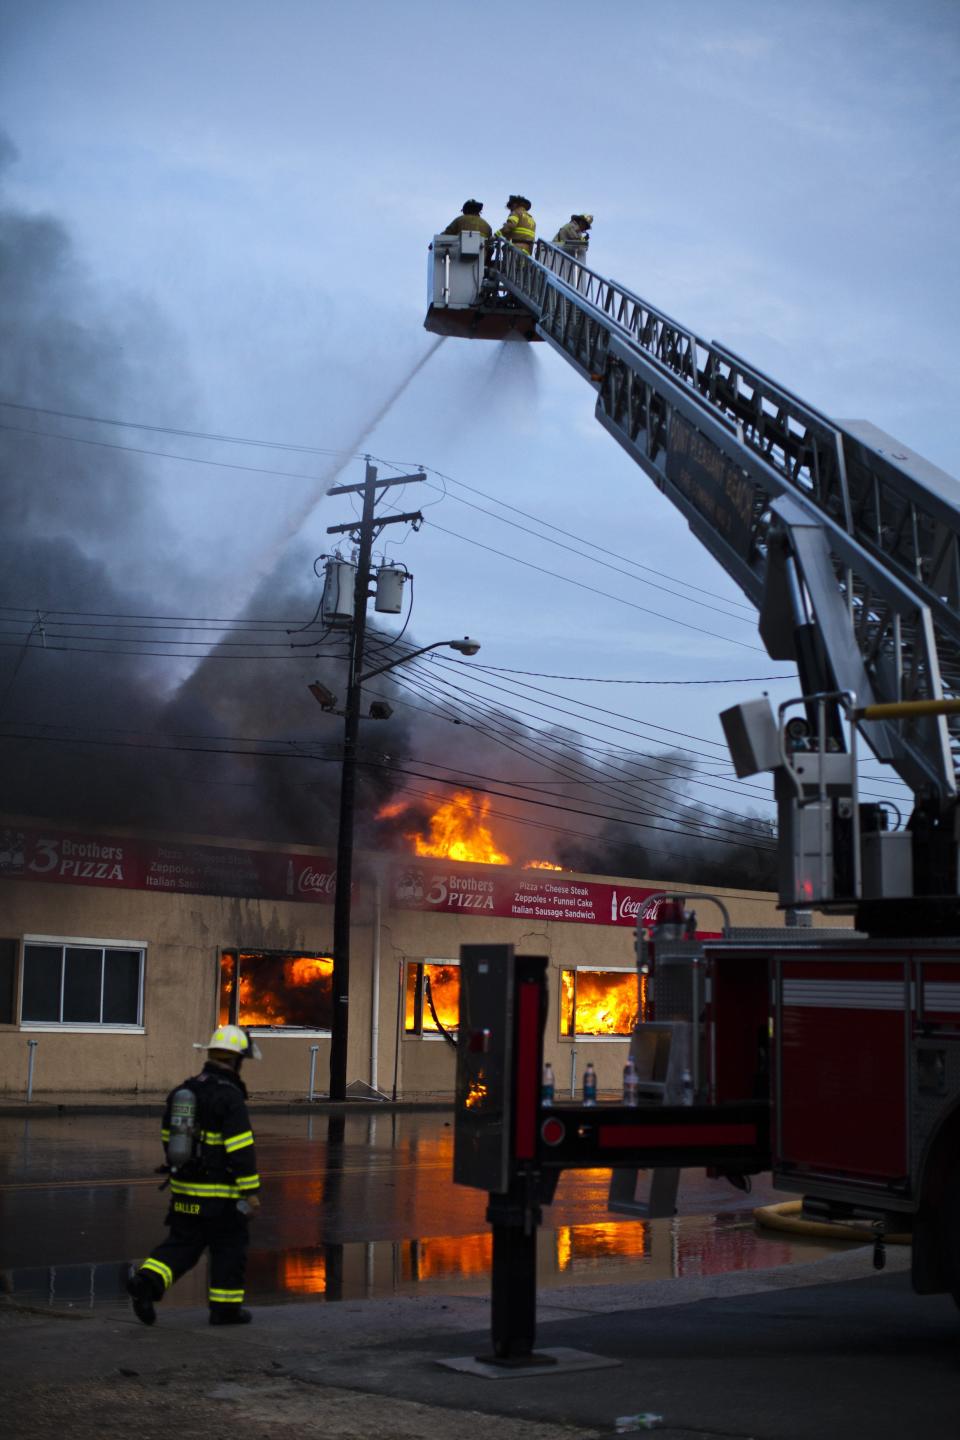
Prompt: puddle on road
<box><xmin>2</xmin><ymin>1210</ymin><xmax>843</xmax><ymax>1314</ymax></box>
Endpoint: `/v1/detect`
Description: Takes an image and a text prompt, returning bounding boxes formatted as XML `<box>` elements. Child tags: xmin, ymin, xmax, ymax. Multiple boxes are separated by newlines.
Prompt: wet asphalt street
<box><xmin>1</xmin><ymin>1111</ymin><xmax>842</xmax><ymax>1313</ymax></box>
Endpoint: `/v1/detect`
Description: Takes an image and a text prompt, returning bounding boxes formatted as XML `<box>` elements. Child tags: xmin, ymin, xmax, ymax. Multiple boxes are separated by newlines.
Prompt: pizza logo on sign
<box><xmin>0</xmin><ymin>830</ymin><xmax>25</xmax><ymax>874</ymax></box>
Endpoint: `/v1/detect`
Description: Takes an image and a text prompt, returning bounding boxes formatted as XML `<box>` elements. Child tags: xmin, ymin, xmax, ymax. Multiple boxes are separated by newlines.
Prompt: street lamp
<box><xmin>321</xmin><ymin>635</ymin><xmax>481</xmax><ymax>1101</ymax></box>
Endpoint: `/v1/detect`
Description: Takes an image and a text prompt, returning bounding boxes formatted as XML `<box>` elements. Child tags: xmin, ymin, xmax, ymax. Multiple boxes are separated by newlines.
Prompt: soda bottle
<box><xmin>542</xmin><ymin>1062</ymin><xmax>555</xmax><ymax>1107</ymax></box>
<box><xmin>583</xmin><ymin>1061</ymin><xmax>597</xmax><ymax>1106</ymax></box>
<box><xmin>680</xmin><ymin>1067</ymin><xmax>694</xmax><ymax>1106</ymax></box>
<box><xmin>622</xmin><ymin>1056</ymin><xmax>639</xmax><ymax>1107</ymax></box>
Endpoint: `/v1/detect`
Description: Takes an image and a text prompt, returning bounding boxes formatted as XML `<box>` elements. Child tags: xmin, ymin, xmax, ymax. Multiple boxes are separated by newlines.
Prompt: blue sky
<box><xmin>2</xmin><ymin>0</ymin><xmax>958</xmax><ymax>841</ymax></box>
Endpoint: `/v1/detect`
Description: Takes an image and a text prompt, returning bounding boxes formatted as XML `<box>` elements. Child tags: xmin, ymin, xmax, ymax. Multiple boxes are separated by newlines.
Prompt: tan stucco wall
<box><xmin>0</xmin><ymin>818</ymin><xmax>842</xmax><ymax>1099</ymax></box>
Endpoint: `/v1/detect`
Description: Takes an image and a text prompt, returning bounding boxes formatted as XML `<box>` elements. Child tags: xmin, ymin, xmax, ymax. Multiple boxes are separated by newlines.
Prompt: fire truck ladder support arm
<box><xmin>485</xmin><ymin>237</ymin><xmax>960</xmax><ymax>809</ymax></box>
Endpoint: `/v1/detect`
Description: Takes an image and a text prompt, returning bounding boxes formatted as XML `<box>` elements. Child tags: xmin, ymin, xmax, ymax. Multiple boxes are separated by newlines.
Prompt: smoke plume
<box><xmin>0</xmin><ymin>139</ymin><xmax>774</xmax><ymax>888</ymax></box>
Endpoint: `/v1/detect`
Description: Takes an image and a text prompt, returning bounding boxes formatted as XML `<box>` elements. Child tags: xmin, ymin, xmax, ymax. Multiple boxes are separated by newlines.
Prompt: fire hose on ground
<box><xmin>754</xmin><ymin>1199</ymin><xmax>910</xmax><ymax>1246</ymax></box>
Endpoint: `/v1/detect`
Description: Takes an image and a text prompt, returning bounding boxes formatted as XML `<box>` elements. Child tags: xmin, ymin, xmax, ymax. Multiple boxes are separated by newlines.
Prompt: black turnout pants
<box><xmin>138</xmin><ymin>1202</ymin><xmax>249</xmax><ymax>1312</ymax></box>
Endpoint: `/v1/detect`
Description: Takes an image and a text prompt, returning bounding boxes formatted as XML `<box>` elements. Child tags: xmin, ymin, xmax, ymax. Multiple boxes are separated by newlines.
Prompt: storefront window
<box><xmin>560</xmin><ymin>967</ymin><xmax>638</xmax><ymax>1037</ymax></box>
<box><xmin>219</xmin><ymin>950</ymin><xmax>333</xmax><ymax>1031</ymax></box>
<box><xmin>21</xmin><ymin>941</ymin><xmax>143</xmax><ymax>1026</ymax></box>
<box><xmin>405</xmin><ymin>961</ymin><xmax>460</xmax><ymax>1036</ymax></box>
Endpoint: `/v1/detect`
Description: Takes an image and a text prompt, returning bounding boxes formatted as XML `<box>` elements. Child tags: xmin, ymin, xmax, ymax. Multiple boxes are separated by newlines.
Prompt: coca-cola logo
<box><xmin>618</xmin><ymin>895</ymin><xmax>647</xmax><ymax>919</ymax></box>
<box><xmin>297</xmin><ymin>866</ymin><xmax>336</xmax><ymax>896</ymax></box>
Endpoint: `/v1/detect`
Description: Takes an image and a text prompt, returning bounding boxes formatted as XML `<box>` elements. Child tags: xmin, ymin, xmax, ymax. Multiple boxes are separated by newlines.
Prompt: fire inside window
<box><xmin>219</xmin><ymin>950</ymin><xmax>333</xmax><ymax>1030</ymax></box>
<box><xmin>560</xmin><ymin>967</ymin><xmax>639</xmax><ymax>1037</ymax></box>
<box><xmin>405</xmin><ymin>961</ymin><xmax>459</xmax><ymax>1036</ymax></box>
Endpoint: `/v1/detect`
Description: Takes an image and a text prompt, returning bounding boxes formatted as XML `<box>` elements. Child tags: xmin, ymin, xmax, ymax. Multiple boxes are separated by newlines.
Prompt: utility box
<box><xmin>720</xmin><ymin>698</ymin><xmax>780</xmax><ymax>778</ymax></box>
<box><xmin>429</xmin><ymin>233</ymin><xmax>485</xmax><ymax>312</ymax></box>
<box><xmin>454</xmin><ymin>945</ymin><xmax>547</xmax><ymax>1194</ymax></box>
<box><xmin>321</xmin><ymin>559</ymin><xmax>357</xmax><ymax>626</ymax></box>
<box><xmin>374</xmin><ymin>564</ymin><xmax>406</xmax><ymax>614</ymax></box>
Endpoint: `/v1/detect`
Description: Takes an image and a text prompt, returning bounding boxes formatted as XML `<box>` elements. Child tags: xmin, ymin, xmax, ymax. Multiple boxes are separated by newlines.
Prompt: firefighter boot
<box><xmin>209</xmin><ymin>1305</ymin><xmax>253</xmax><ymax>1326</ymax></box>
<box><xmin>126</xmin><ymin>1268</ymin><xmax>158</xmax><ymax>1326</ymax></box>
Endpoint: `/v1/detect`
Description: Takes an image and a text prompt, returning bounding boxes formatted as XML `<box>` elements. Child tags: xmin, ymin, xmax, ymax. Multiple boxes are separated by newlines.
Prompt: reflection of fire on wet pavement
<box><xmin>2</xmin><ymin>1214</ymin><xmax>832</xmax><ymax>1313</ymax></box>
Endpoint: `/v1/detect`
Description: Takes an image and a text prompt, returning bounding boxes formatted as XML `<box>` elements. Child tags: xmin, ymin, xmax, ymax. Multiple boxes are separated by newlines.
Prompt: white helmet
<box><xmin>194</xmin><ymin>1024</ymin><xmax>262</xmax><ymax>1060</ymax></box>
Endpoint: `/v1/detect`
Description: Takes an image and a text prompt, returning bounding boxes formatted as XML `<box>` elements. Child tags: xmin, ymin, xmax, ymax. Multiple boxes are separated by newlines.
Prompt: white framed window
<box><xmin>219</xmin><ymin>949</ymin><xmax>333</xmax><ymax>1033</ymax></box>
<box><xmin>20</xmin><ymin>936</ymin><xmax>145</xmax><ymax>1030</ymax></box>
<box><xmin>559</xmin><ymin>966</ymin><xmax>639</xmax><ymax>1038</ymax></box>
<box><xmin>405</xmin><ymin>959</ymin><xmax>459</xmax><ymax>1038</ymax></box>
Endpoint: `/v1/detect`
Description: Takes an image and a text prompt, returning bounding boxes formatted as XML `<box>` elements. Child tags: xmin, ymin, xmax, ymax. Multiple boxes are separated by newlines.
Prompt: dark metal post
<box><xmin>488</xmin><ymin>1181</ymin><xmax>540</xmax><ymax>1360</ymax></box>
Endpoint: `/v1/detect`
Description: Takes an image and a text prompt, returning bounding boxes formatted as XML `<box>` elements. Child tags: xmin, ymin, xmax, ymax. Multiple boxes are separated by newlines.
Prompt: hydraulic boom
<box><xmin>426</xmin><ymin>235</ymin><xmax>960</xmax><ymax>933</ymax></box>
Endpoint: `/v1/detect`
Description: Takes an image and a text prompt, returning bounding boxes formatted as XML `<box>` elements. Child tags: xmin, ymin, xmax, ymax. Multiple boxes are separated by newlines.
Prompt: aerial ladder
<box><xmin>427</xmin><ymin>232</ymin><xmax>960</xmax><ymax>936</ymax></box>
<box><xmin>429</xmin><ymin>233</ymin><xmax>960</xmax><ymax>1364</ymax></box>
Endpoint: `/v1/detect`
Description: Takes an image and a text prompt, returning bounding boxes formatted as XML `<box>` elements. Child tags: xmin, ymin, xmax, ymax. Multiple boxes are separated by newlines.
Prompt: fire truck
<box><xmin>426</xmin><ymin>230</ymin><xmax>960</xmax><ymax>1359</ymax></box>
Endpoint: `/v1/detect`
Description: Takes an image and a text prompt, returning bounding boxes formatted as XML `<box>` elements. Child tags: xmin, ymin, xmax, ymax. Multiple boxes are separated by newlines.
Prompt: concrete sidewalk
<box><xmin>3</xmin><ymin>1244</ymin><xmax>955</xmax><ymax>1440</ymax></box>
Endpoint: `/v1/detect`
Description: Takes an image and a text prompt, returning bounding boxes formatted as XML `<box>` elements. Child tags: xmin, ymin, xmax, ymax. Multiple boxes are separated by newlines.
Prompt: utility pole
<box><xmin>326</xmin><ymin>461</ymin><xmax>425</xmax><ymax>1101</ymax></box>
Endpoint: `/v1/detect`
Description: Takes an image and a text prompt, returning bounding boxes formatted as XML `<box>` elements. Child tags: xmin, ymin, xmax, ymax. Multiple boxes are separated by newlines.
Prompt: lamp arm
<box><xmin>357</xmin><ymin>640</ymin><xmax>446</xmax><ymax>684</ymax></box>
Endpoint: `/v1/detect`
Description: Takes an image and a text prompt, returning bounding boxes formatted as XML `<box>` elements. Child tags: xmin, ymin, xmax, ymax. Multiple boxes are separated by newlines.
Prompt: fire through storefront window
<box><xmin>560</xmin><ymin>967</ymin><xmax>638</xmax><ymax>1037</ymax></box>
<box><xmin>219</xmin><ymin>950</ymin><xmax>333</xmax><ymax>1030</ymax></box>
<box><xmin>405</xmin><ymin>961</ymin><xmax>459</xmax><ymax>1035</ymax></box>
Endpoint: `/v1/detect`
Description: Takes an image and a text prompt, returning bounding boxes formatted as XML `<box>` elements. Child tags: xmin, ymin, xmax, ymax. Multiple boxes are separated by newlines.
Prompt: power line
<box><xmin>0</xmin><ymin>727</ymin><xmax>773</xmax><ymax>853</ymax></box>
<box><xmin>465</xmin><ymin>664</ymin><xmax>793</xmax><ymax>686</ymax></box>
<box><xmin>0</xmin><ymin>396</ymin><xmax>756</xmax><ymax>612</ymax></box>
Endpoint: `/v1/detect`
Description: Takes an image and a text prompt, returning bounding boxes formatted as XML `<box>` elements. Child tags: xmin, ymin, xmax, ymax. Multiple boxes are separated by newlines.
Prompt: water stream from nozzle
<box><xmin>251</xmin><ymin>336</ymin><xmax>447</xmax><ymax>582</ymax></box>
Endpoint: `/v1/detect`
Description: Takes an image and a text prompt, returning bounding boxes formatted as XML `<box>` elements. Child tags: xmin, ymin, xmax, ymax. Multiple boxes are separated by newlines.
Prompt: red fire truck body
<box><xmin>651</xmin><ymin>926</ymin><xmax>960</xmax><ymax>1293</ymax></box>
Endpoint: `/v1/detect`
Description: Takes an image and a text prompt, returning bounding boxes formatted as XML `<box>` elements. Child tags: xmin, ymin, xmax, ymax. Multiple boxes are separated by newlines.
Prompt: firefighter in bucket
<box><xmin>127</xmin><ymin>1025</ymin><xmax>262</xmax><ymax>1326</ymax></box>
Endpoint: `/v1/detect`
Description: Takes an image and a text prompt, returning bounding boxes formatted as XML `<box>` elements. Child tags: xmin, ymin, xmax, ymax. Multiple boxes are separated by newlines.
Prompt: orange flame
<box><xmin>286</xmin><ymin>956</ymin><xmax>333</xmax><ymax>988</ymax></box>
<box><xmin>406</xmin><ymin>963</ymin><xmax>460</xmax><ymax>1032</ymax></box>
<box><xmin>377</xmin><ymin>799</ymin><xmax>408</xmax><ymax>820</ymax></box>
<box><xmin>465</xmin><ymin>1073</ymin><xmax>489</xmax><ymax>1108</ymax></box>
<box><xmin>383</xmin><ymin>788</ymin><xmax>560</xmax><ymax>869</ymax></box>
<box><xmin>219</xmin><ymin>951</ymin><xmax>333</xmax><ymax>1028</ymax></box>
<box><xmin>408</xmin><ymin>791</ymin><xmax>511</xmax><ymax>864</ymax></box>
<box><xmin>561</xmin><ymin>969</ymin><xmax>638</xmax><ymax>1036</ymax></box>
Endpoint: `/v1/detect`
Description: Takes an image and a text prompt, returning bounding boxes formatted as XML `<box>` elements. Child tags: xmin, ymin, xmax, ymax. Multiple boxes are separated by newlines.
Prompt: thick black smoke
<box><xmin>0</xmin><ymin>137</ymin><xmax>775</xmax><ymax>886</ymax></box>
<box><xmin>0</xmin><ymin>135</ymin><xmax>406</xmax><ymax>843</ymax></box>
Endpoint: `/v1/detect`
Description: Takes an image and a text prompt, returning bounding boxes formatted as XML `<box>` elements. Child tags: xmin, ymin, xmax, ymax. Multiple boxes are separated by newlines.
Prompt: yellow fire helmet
<box><xmin>575</xmin><ymin>213</ymin><xmax>593</xmax><ymax>226</ymax></box>
<box><xmin>194</xmin><ymin>1024</ymin><xmax>262</xmax><ymax>1059</ymax></box>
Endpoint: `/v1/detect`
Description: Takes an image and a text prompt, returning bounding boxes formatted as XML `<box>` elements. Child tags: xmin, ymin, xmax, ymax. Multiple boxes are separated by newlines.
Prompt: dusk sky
<box><xmin>2</xmin><ymin>0</ymin><xmax>958</xmax><ymax>856</ymax></box>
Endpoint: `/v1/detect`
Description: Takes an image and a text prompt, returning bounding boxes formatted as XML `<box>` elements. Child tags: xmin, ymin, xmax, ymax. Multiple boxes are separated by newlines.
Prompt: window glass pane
<box><xmin>404</xmin><ymin>963</ymin><xmax>421</xmax><ymax>1033</ymax></box>
<box><xmin>570</xmin><ymin>969</ymin><xmax>638</xmax><ymax>1036</ymax></box>
<box><xmin>227</xmin><ymin>951</ymin><xmax>332</xmax><ymax>1029</ymax></box>
<box><xmin>218</xmin><ymin>952</ymin><xmax>238</xmax><ymax>1026</ymax></box>
<box><xmin>22</xmin><ymin>945</ymin><xmax>63</xmax><ymax>1022</ymax></box>
<box><xmin>63</xmin><ymin>947</ymin><xmax>103</xmax><ymax>1022</ymax></box>
<box><xmin>103</xmin><ymin>949</ymin><xmax>142</xmax><ymax>1024</ymax></box>
<box><xmin>422</xmin><ymin>963</ymin><xmax>459</xmax><ymax>1033</ymax></box>
<box><xmin>560</xmin><ymin>970</ymin><xmax>575</xmax><ymax>1037</ymax></box>
<box><xmin>0</xmin><ymin>939</ymin><xmax>17</xmax><ymax>1024</ymax></box>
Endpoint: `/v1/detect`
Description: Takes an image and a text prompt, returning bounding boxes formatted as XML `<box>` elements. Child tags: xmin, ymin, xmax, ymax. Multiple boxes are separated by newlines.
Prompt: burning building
<box><xmin>0</xmin><ymin>794</ymin><xmax>801</xmax><ymax>1099</ymax></box>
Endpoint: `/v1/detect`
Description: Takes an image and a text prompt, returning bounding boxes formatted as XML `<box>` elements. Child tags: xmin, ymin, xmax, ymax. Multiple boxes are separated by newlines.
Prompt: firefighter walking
<box><xmin>127</xmin><ymin>1025</ymin><xmax>262</xmax><ymax>1326</ymax></box>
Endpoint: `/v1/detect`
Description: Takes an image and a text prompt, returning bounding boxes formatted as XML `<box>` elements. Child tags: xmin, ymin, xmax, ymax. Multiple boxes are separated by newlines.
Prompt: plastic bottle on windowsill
<box><xmin>582</xmin><ymin>1061</ymin><xmax>597</xmax><ymax>1106</ymax></box>
<box><xmin>541</xmin><ymin>1062</ymin><xmax>555</xmax><ymax>1107</ymax></box>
